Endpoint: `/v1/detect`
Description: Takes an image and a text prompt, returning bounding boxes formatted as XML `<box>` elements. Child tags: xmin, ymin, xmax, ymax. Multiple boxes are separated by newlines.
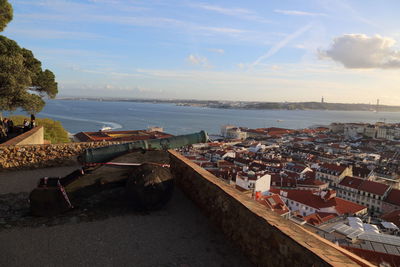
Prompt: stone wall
<box><xmin>0</xmin><ymin>141</ymin><xmax>123</xmax><ymax>171</ymax></box>
<box><xmin>169</xmin><ymin>150</ymin><xmax>373</xmax><ymax>267</ymax></box>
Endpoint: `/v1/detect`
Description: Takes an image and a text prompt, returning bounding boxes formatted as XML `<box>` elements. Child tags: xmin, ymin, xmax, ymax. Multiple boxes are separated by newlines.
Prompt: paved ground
<box><xmin>0</xmin><ymin>165</ymin><xmax>80</xmax><ymax>194</ymax></box>
<box><xmin>0</xmin><ymin>167</ymin><xmax>253</xmax><ymax>267</ymax></box>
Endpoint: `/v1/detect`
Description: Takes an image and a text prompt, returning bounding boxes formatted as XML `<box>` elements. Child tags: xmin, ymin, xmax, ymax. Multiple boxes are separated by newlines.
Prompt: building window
<box><xmin>296</xmin><ymin>203</ymin><xmax>299</xmax><ymax>207</ymax></box>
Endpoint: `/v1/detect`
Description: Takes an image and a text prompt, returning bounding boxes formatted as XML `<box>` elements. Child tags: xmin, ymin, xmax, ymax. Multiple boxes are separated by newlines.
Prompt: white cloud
<box><xmin>186</xmin><ymin>54</ymin><xmax>211</xmax><ymax>68</ymax></box>
<box><xmin>320</xmin><ymin>34</ymin><xmax>400</xmax><ymax>69</ymax></box>
<box><xmin>194</xmin><ymin>4</ymin><xmax>252</xmax><ymax>16</ymax></box>
<box><xmin>208</xmin><ymin>48</ymin><xmax>225</xmax><ymax>54</ymax></box>
<box><xmin>197</xmin><ymin>26</ymin><xmax>245</xmax><ymax>34</ymax></box>
<box><xmin>15</xmin><ymin>13</ymin><xmax>246</xmax><ymax>39</ymax></box>
<box><xmin>191</xmin><ymin>3</ymin><xmax>271</xmax><ymax>23</ymax></box>
<box><xmin>7</xmin><ymin>28</ymin><xmax>104</xmax><ymax>40</ymax></box>
<box><xmin>274</xmin><ymin>9</ymin><xmax>327</xmax><ymax>17</ymax></box>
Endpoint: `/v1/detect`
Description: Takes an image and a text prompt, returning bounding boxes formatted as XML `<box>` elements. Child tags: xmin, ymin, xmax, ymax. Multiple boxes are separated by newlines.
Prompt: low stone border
<box><xmin>0</xmin><ymin>141</ymin><xmax>123</xmax><ymax>171</ymax></box>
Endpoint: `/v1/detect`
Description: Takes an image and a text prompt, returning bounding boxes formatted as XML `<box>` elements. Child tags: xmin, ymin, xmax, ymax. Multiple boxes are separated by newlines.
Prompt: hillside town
<box><xmin>179</xmin><ymin>122</ymin><xmax>400</xmax><ymax>264</ymax></box>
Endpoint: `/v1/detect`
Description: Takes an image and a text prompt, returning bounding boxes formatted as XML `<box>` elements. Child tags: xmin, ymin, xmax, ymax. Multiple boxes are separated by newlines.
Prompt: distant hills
<box><xmin>57</xmin><ymin>97</ymin><xmax>400</xmax><ymax>112</ymax></box>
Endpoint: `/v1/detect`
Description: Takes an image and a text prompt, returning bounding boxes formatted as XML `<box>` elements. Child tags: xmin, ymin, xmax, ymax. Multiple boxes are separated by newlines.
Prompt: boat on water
<box><xmin>99</xmin><ymin>126</ymin><xmax>112</xmax><ymax>132</ymax></box>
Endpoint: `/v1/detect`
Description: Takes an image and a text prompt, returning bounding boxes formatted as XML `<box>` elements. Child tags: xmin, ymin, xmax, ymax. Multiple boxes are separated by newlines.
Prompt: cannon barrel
<box><xmin>81</xmin><ymin>130</ymin><xmax>209</xmax><ymax>164</ymax></box>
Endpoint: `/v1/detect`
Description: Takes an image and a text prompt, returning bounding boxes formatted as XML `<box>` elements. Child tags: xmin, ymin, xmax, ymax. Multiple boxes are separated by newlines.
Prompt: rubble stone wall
<box><xmin>0</xmin><ymin>142</ymin><xmax>122</xmax><ymax>171</ymax></box>
<box><xmin>169</xmin><ymin>150</ymin><xmax>372</xmax><ymax>267</ymax></box>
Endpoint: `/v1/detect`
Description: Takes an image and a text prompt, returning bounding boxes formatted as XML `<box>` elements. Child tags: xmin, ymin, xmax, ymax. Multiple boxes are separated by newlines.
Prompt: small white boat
<box><xmin>99</xmin><ymin>126</ymin><xmax>112</xmax><ymax>132</ymax></box>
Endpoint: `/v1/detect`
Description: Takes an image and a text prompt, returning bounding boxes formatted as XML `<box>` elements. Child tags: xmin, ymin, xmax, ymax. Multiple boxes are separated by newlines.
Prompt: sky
<box><xmin>3</xmin><ymin>0</ymin><xmax>400</xmax><ymax>104</ymax></box>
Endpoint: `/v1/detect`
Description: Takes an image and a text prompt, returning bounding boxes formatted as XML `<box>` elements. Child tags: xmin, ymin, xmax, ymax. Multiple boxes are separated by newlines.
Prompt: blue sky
<box><xmin>3</xmin><ymin>0</ymin><xmax>400</xmax><ymax>104</ymax></box>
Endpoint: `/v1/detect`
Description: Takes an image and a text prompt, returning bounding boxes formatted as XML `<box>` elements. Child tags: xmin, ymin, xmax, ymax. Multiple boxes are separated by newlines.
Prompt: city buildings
<box><xmin>179</xmin><ymin>122</ymin><xmax>400</xmax><ymax>264</ymax></box>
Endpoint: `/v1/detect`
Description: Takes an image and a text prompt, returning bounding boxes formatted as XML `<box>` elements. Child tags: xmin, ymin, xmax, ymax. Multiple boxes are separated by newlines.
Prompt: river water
<box><xmin>5</xmin><ymin>99</ymin><xmax>400</xmax><ymax>135</ymax></box>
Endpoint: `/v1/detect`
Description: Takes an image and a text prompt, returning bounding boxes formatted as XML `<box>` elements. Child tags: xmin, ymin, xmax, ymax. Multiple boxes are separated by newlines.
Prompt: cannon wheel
<box><xmin>125</xmin><ymin>163</ymin><xmax>174</xmax><ymax>211</ymax></box>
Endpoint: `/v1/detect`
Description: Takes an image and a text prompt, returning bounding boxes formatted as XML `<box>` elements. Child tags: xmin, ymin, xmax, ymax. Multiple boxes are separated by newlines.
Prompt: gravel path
<box><xmin>0</xmin><ymin>167</ymin><xmax>253</xmax><ymax>267</ymax></box>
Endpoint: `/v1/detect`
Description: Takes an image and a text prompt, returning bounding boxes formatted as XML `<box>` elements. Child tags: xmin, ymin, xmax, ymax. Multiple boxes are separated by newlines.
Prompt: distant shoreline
<box><xmin>55</xmin><ymin>98</ymin><xmax>400</xmax><ymax>112</ymax></box>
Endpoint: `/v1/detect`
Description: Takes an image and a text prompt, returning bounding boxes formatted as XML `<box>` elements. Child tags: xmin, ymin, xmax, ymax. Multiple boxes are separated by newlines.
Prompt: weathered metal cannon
<box><xmin>29</xmin><ymin>131</ymin><xmax>208</xmax><ymax>216</ymax></box>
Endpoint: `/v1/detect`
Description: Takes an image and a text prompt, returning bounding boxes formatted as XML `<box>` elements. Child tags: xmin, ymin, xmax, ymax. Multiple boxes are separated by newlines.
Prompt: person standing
<box><xmin>30</xmin><ymin>119</ymin><xmax>36</xmax><ymax>129</ymax></box>
<box><xmin>30</xmin><ymin>114</ymin><xmax>36</xmax><ymax>129</ymax></box>
<box><xmin>2</xmin><ymin>118</ymin><xmax>8</xmax><ymax>135</ymax></box>
<box><xmin>7</xmin><ymin>118</ymin><xmax>14</xmax><ymax>133</ymax></box>
<box><xmin>0</xmin><ymin>118</ymin><xmax>7</xmax><ymax>140</ymax></box>
<box><xmin>23</xmin><ymin>119</ymin><xmax>30</xmax><ymax>132</ymax></box>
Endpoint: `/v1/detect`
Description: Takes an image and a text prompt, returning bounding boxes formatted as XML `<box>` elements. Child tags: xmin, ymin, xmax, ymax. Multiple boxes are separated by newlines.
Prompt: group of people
<box><xmin>0</xmin><ymin>114</ymin><xmax>37</xmax><ymax>141</ymax></box>
<box><xmin>0</xmin><ymin>117</ymin><xmax>15</xmax><ymax>140</ymax></box>
<box><xmin>23</xmin><ymin>114</ymin><xmax>36</xmax><ymax>132</ymax></box>
<box><xmin>23</xmin><ymin>115</ymin><xmax>36</xmax><ymax>132</ymax></box>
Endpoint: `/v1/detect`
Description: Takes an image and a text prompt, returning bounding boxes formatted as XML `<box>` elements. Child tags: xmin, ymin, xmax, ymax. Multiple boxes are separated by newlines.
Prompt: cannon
<box><xmin>29</xmin><ymin>131</ymin><xmax>208</xmax><ymax>216</ymax></box>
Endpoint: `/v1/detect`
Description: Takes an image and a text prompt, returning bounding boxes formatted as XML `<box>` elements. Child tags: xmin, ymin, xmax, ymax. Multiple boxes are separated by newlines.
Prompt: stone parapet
<box><xmin>169</xmin><ymin>150</ymin><xmax>373</xmax><ymax>267</ymax></box>
<box><xmin>2</xmin><ymin>126</ymin><xmax>44</xmax><ymax>145</ymax></box>
<box><xmin>0</xmin><ymin>141</ymin><xmax>123</xmax><ymax>171</ymax></box>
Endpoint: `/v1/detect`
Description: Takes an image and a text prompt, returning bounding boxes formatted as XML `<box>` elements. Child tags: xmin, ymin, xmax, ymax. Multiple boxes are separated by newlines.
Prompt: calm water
<box><xmin>5</xmin><ymin>99</ymin><xmax>400</xmax><ymax>135</ymax></box>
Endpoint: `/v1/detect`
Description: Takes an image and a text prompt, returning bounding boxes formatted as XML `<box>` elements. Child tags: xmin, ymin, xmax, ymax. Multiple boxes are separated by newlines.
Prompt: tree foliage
<box><xmin>0</xmin><ymin>0</ymin><xmax>58</xmax><ymax>114</ymax></box>
<box><xmin>0</xmin><ymin>36</ymin><xmax>58</xmax><ymax>113</ymax></box>
<box><xmin>10</xmin><ymin>115</ymin><xmax>70</xmax><ymax>144</ymax></box>
<box><xmin>0</xmin><ymin>0</ymin><xmax>13</xmax><ymax>32</ymax></box>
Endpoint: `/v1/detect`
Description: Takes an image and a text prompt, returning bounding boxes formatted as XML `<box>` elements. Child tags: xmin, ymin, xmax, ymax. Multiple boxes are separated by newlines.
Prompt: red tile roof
<box><xmin>385</xmin><ymin>188</ymin><xmax>400</xmax><ymax>206</ymax></box>
<box><xmin>257</xmin><ymin>194</ymin><xmax>290</xmax><ymax>215</ymax></box>
<box><xmin>358</xmin><ymin>180</ymin><xmax>390</xmax><ymax>196</ymax></box>
<box><xmin>381</xmin><ymin>210</ymin><xmax>400</xmax><ymax>228</ymax></box>
<box><xmin>284</xmin><ymin>164</ymin><xmax>307</xmax><ymax>173</ymax></box>
<box><xmin>303</xmin><ymin>171</ymin><xmax>316</xmax><ymax>179</ymax></box>
<box><xmin>342</xmin><ymin>246</ymin><xmax>400</xmax><ymax>267</ymax></box>
<box><xmin>303</xmin><ymin>212</ymin><xmax>337</xmax><ymax>226</ymax></box>
<box><xmin>339</xmin><ymin>175</ymin><xmax>390</xmax><ymax>196</ymax></box>
<box><xmin>272</xmin><ymin>189</ymin><xmax>337</xmax><ymax>209</ymax></box>
<box><xmin>318</xmin><ymin>163</ymin><xmax>348</xmax><ymax>175</ymax></box>
<box><xmin>271</xmin><ymin>174</ymin><xmax>297</xmax><ymax>188</ymax></box>
<box><xmin>269</xmin><ymin>188</ymin><xmax>366</xmax><ymax>215</ymax></box>
<box><xmin>217</xmin><ymin>160</ymin><xmax>235</xmax><ymax>168</ymax></box>
<box><xmin>339</xmin><ymin>176</ymin><xmax>364</xmax><ymax>190</ymax></box>
<box><xmin>297</xmin><ymin>178</ymin><xmax>325</xmax><ymax>186</ymax></box>
<box><xmin>334</xmin><ymin>197</ymin><xmax>367</xmax><ymax>215</ymax></box>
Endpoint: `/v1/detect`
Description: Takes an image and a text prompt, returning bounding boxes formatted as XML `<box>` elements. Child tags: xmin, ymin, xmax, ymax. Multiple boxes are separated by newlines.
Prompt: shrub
<box><xmin>9</xmin><ymin>115</ymin><xmax>70</xmax><ymax>144</ymax></box>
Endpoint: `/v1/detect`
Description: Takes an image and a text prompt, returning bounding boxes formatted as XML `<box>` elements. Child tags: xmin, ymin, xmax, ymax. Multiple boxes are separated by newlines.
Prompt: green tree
<box><xmin>0</xmin><ymin>0</ymin><xmax>57</xmax><ymax>114</ymax></box>
<box><xmin>0</xmin><ymin>0</ymin><xmax>13</xmax><ymax>32</ymax></box>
